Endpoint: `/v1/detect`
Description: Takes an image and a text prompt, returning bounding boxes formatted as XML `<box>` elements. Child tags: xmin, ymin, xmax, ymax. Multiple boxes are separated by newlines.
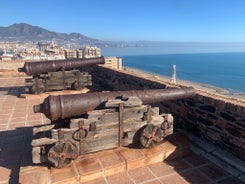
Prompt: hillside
<box><xmin>0</xmin><ymin>23</ymin><xmax>116</xmax><ymax>47</ymax></box>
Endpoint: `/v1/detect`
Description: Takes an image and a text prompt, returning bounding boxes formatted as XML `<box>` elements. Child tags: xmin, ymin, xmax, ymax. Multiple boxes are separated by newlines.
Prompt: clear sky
<box><xmin>1</xmin><ymin>0</ymin><xmax>245</xmax><ymax>42</ymax></box>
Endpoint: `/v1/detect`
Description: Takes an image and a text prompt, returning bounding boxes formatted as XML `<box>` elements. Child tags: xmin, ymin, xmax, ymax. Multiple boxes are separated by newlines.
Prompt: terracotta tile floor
<box><xmin>0</xmin><ymin>77</ymin><xmax>243</xmax><ymax>184</ymax></box>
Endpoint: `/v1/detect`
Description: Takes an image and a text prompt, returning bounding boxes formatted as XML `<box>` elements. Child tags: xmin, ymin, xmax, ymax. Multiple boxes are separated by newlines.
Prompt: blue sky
<box><xmin>1</xmin><ymin>0</ymin><xmax>245</xmax><ymax>42</ymax></box>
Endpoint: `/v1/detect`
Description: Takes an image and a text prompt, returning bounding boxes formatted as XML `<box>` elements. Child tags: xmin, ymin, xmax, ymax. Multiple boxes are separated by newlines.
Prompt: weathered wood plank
<box><xmin>84</xmin><ymin>133</ymin><xmax>119</xmax><ymax>153</ymax></box>
<box><xmin>105</xmin><ymin>97</ymin><xmax>143</xmax><ymax>108</ymax></box>
<box><xmin>33</xmin><ymin>124</ymin><xmax>55</xmax><ymax>135</ymax></box>
<box><xmin>87</xmin><ymin>106</ymin><xmax>148</xmax><ymax>124</ymax></box>
<box><xmin>51</xmin><ymin>128</ymin><xmax>83</xmax><ymax>144</ymax></box>
<box><xmin>149</xmin><ymin>116</ymin><xmax>164</xmax><ymax>126</ymax></box>
<box><xmin>31</xmin><ymin>138</ymin><xmax>58</xmax><ymax>147</ymax></box>
<box><xmin>70</xmin><ymin>118</ymin><xmax>90</xmax><ymax>128</ymax></box>
<box><xmin>32</xmin><ymin>147</ymin><xmax>41</xmax><ymax>163</ymax></box>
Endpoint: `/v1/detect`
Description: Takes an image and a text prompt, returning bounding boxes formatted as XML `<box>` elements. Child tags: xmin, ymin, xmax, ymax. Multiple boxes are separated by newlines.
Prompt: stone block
<box><xmin>128</xmin><ymin>167</ymin><xmax>155</xmax><ymax>183</ymax></box>
<box><xmin>117</xmin><ymin>147</ymin><xmax>145</xmax><ymax>170</ymax></box>
<box><xmin>225</xmin><ymin>103</ymin><xmax>237</xmax><ymax>112</ymax></box>
<box><xmin>168</xmin><ymin>132</ymin><xmax>190</xmax><ymax>157</ymax></box>
<box><xmin>106</xmin><ymin>172</ymin><xmax>133</xmax><ymax>184</ymax></box>
<box><xmin>0</xmin><ymin>166</ymin><xmax>11</xmax><ymax>183</ymax></box>
<box><xmin>181</xmin><ymin>170</ymin><xmax>209</xmax><ymax>183</ymax></box>
<box><xmin>19</xmin><ymin>166</ymin><xmax>48</xmax><ymax>184</ymax></box>
<box><xmin>50</xmin><ymin>162</ymin><xmax>79</xmax><ymax>184</ymax></box>
<box><xmin>75</xmin><ymin>154</ymin><xmax>103</xmax><ymax>183</ymax></box>
<box><xmin>148</xmin><ymin>162</ymin><xmax>175</xmax><ymax>177</ymax></box>
<box><xmin>203</xmin><ymin>96</ymin><xmax>213</xmax><ymax>105</ymax></box>
<box><xmin>215</xmin><ymin>119</ymin><xmax>228</xmax><ymax>129</ymax></box>
<box><xmin>199</xmin><ymin>164</ymin><xmax>226</xmax><ymax>180</ymax></box>
<box><xmin>184</xmin><ymin>153</ymin><xmax>209</xmax><ymax>167</ymax></box>
<box><xmin>83</xmin><ymin>177</ymin><xmax>107</xmax><ymax>184</ymax></box>
<box><xmin>164</xmin><ymin>159</ymin><xmax>191</xmax><ymax>172</ymax></box>
<box><xmin>212</xmin><ymin>149</ymin><xmax>245</xmax><ymax>174</ymax></box>
<box><xmin>161</xmin><ymin>141</ymin><xmax>179</xmax><ymax>160</ymax></box>
<box><xmin>160</xmin><ymin>173</ymin><xmax>188</xmax><ymax>184</ymax></box>
<box><xmin>195</xmin><ymin>93</ymin><xmax>204</xmax><ymax>103</ymax></box>
<box><xmin>96</xmin><ymin>149</ymin><xmax>126</xmax><ymax>176</ymax></box>
<box><xmin>214</xmin><ymin>99</ymin><xmax>226</xmax><ymax>110</ymax></box>
<box><xmin>237</xmin><ymin>106</ymin><xmax>245</xmax><ymax>115</ymax></box>
<box><xmin>141</xmin><ymin>144</ymin><xmax>164</xmax><ymax>165</ymax></box>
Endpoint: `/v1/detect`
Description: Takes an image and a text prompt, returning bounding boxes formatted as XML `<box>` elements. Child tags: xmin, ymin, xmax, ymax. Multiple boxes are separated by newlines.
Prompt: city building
<box><xmin>104</xmin><ymin>57</ymin><xmax>122</xmax><ymax>70</ymax></box>
<box><xmin>83</xmin><ymin>46</ymin><xmax>101</xmax><ymax>58</ymax></box>
<box><xmin>0</xmin><ymin>42</ymin><xmax>103</xmax><ymax>61</ymax></box>
<box><xmin>37</xmin><ymin>42</ymin><xmax>50</xmax><ymax>52</ymax></box>
<box><xmin>76</xmin><ymin>49</ymin><xmax>83</xmax><ymax>59</ymax></box>
<box><xmin>64</xmin><ymin>49</ymin><xmax>77</xmax><ymax>59</ymax></box>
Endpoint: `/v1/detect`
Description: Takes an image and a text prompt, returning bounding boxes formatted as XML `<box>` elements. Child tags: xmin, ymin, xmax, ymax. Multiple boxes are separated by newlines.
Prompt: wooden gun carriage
<box><xmin>31</xmin><ymin>87</ymin><xmax>195</xmax><ymax>168</ymax></box>
<box><xmin>18</xmin><ymin>56</ymin><xmax>105</xmax><ymax>94</ymax></box>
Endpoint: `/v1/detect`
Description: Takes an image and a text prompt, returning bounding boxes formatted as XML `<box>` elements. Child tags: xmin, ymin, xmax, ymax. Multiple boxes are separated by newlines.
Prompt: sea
<box><xmin>101</xmin><ymin>44</ymin><xmax>245</xmax><ymax>93</ymax></box>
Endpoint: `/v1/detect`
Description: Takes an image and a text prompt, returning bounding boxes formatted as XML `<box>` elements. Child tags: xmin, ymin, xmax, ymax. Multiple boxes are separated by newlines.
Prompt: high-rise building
<box><xmin>64</xmin><ymin>49</ymin><xmax>77</xmax><ymax>59</ymax></box>
<box><xmin>104</xmin><ymin>57</ymin><xmax>122</xmax><ymax>70</ymax></box>
<box><xmin>76</xmin><ymin>49</ymin><xmax>83</xmax><ymax>59</ymax></box>
<box><xmin>83</xmin><ymin>46</ymin><xmax>101</xmax><ymax>58</ymax></box>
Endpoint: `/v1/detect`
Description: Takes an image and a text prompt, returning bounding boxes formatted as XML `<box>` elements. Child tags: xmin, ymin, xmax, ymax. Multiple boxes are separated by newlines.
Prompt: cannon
<box><xmin>18</xmin><ymin>56</ymin><xmax>105</xmax><ymax>94</ymax></box>
<box><xmin>32</xmin><ymin>87</ymin><xmax>195</xmax><ymax>168</ymax></box>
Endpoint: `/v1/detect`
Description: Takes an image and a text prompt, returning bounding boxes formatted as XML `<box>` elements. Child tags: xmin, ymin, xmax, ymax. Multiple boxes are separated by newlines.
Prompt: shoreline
<box><xmin>123</xmin><ymin>67</ymin><xmax>245</xmax><ymax>101</ymax></box>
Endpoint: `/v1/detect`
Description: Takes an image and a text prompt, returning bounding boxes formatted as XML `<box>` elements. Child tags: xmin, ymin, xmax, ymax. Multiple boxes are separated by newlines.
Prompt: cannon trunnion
<box><xmin>32</xmin><ymin>87</ymin><xmax>195</xmax><ymax>168</ymax></box>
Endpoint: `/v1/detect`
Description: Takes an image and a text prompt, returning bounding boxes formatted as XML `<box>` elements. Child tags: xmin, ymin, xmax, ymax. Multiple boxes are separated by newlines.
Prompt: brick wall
<box><xmin>88</xmin><ymin>66</ymin><xmax>245</xmax><ymax>158</ymax></box>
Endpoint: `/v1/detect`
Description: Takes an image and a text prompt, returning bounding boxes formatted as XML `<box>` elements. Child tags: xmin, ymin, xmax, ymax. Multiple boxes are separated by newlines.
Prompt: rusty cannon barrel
<box><xmin>18</xmin><ymin>56</ymin><xmax>105</xmax><ymax>76</ymax></box>
<box><xmin>34</xmin><ymin>87</ymin><xmax>195</xmax><ymax>121</ymax></box>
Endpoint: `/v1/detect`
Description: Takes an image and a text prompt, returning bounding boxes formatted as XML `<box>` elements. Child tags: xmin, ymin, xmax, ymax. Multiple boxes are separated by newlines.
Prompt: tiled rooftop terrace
<box><xmin>0</xmin><ymin>77</ymin><xmax>244</xmax><ymax>184</ymax></box>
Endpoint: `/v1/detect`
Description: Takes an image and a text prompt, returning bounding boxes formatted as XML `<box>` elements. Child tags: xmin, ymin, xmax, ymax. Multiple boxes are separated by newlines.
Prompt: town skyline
<box><xmin>1</xmin><ymin>23</ymin><xmax>245</xmax><ymax>58</ymax></box>
<box><xmin>1</xmin><ymin>0</ymin><xmax>245</xmax><ymax>42</ymax></box>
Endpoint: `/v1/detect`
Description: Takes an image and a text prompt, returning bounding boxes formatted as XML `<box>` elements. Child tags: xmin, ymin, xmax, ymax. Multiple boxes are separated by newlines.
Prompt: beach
<box><xmin>123</xmin><ymin>67</ymin><xmax>245</xmax><ymax>102</ymax></box>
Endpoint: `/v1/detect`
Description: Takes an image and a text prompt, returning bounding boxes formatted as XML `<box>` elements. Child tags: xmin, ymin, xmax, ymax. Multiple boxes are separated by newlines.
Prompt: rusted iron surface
<box><xmin>48</xmin><ymin>140</ymin><xmax>78</xmax><ymax>168</ymax></box>
<box><xmin>34</xmin><ymin>87</ymin><xmax>195</xmax><ymax>121</ymax></box>
<box><xmin>139</xmin><ymin>124</ymin><xmax>164</xmax><ymax>148</ymax></box>
<box><xmin>18</xmin><ymin>56</ymin><xmax>105</xmax><ymax>76</ymax></box>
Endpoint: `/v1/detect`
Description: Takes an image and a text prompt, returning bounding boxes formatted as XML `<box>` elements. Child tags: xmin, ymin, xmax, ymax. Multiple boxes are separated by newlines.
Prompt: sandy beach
<box><xmin>123</xmin><ymin>67</ymin><xmax>245</xmax><ymax>102</ymax></box>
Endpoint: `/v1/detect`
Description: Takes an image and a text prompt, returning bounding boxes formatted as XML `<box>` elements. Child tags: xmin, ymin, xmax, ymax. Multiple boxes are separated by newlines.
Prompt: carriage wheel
<box><xmin>31</xmin><ymin>79</ymin><xmax>46</xmax><ymax>94</ymax></box>
<box><xmin>48</xmin><ymin>140</ymin><xmax>78</xmax><ymax>168</ymax></box>
<box><xmin>139</xmin><ymin>124</ymin><xmax>164</xmax><ymax>148</ymax></box>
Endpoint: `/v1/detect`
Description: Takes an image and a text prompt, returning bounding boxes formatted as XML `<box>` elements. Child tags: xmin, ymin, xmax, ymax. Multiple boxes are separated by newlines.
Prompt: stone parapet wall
<box><xmin>89</xmin><ymin>66</ymin><xmax>245</xmax><ymax>158</ymax></box>
<box><xmin>167</xmin><ymin>94</ymin><xmax>245</xmax><ymax>158</ymax></box>
<box><xmin>89</xmin><ymin>66</ymin><xmax>167</xmax><ymax>91</ymax></box>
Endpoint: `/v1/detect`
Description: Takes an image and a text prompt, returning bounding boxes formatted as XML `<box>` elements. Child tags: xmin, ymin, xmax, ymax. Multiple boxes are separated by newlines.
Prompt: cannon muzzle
<box><xmin>18</xmin><ymin>56</ymin><xmax>105</xmax><ymax>76</ymax></box>
<box><xmin>34</xmin><ymin>87</ymin><xmax>196</xmax><ymax>121</ymax></box>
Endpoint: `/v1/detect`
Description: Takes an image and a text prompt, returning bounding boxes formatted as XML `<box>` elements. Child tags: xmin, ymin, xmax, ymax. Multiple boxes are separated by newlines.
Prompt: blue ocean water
<box><xmin>101</xmin><ymin>43</ymin><xmax>245</xmax><ymax>93</ymax></box>
<box><xmin>121</xmin><ymin>53</ymin><xmax>245</xmax><ymax>92</ymax></box>
<box><xmin>102</xmin><ymin>46</ymin><xmax>245</xmax><ymax>92</ymax></box>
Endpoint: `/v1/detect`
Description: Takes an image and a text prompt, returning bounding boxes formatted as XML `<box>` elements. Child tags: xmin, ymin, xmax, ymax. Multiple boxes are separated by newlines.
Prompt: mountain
<box><xmin>0</xmin><ymin>23</ymin><xmax>172</xmax><ymax>48</ymax></box>
<box><xmin>0</xmin><ymin>23</ymin><xmax>118</xmax><ymax>47</ymax></box>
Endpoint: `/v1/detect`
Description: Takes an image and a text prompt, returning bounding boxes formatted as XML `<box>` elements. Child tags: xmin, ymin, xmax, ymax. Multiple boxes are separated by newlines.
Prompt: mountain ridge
<box><xmin>0</xmin><ymin>23</ymin><xmax>115</xmax><ymax>47</ymax></box>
